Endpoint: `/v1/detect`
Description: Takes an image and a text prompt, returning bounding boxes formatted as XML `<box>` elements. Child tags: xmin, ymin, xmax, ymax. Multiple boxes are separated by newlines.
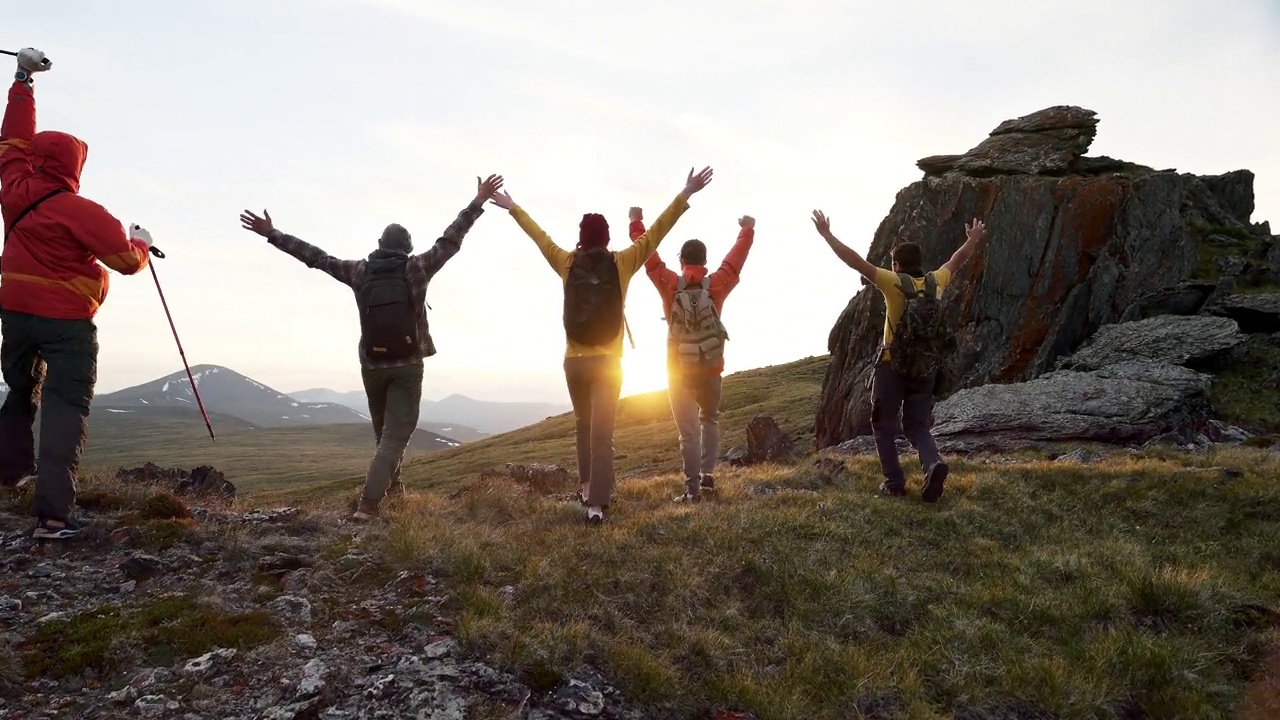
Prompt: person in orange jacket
<box><xmin>0</xmin><ymin>48</ymin><xmax>154</xmax><ymax>539</ymax></box>
<box><xmin>633</xmin><ymin>210</ymin><xmax>755</xmax><ymax>502</ymax></box>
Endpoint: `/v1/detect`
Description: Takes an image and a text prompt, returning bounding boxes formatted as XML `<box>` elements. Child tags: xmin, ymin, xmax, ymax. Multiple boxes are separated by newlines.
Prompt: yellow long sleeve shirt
<box><xmin>509</xmin><ymin>193</ymin><xmax>691</xmax><ymax>358</ymax></box>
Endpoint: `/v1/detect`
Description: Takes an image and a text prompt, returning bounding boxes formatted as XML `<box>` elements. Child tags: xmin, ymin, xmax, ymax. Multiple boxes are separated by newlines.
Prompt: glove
<box><xmin>129</xmin><ymin>224</ymin><xmax>154</xmax><ymax>247</ymax></box>
<box><xmin>16</xmin><ymin>48</ymin><xmax>51</xmax><ymax>73</ymax></box>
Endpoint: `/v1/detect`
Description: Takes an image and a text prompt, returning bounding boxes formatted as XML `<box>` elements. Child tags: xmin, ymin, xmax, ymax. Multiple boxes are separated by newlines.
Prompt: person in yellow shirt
<box><xmin>489</xmin><ymin>167</ymin><xmax>715</xmax><ymax>524</ymax></box>
<box><xmin>811</xmin><ymin>209</ymin><xmax>986</xmax><ymax>502</ymax></box>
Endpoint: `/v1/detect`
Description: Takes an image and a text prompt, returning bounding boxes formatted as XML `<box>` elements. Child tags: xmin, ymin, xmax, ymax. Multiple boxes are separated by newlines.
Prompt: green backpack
<box><xmin>668</xmin><ymin>276</ymin><xmax>729</xmax><ymax>371</ymax></box>
<box><xmin>888</xmin><ymin>272</ymin><xmax>956</xmax><ymax>380</ymax></box>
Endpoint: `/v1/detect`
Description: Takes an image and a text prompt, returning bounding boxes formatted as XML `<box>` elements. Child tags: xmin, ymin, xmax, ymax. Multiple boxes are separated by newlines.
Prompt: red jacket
<box><xmin>0</xmin><ymin>80</ymin><xmax>149</xmax><ymax>320</ymax></box>
<box><xmin>633</xmin><ymin>219</ymin><xmax>754</xmax><ymax>374</ymax></box>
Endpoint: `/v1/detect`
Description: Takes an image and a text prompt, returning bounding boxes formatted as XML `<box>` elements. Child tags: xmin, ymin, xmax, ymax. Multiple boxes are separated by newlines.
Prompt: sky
<box><xmin>4</xmin><ymin>0</ymin><xmax>1278</xmax><ymax>404</ymax></box>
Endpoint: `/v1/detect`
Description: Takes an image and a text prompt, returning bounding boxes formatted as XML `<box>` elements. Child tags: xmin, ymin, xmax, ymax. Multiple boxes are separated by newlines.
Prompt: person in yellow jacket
<box><xmin>489</xmin><ymin>166</ymin><xmax>715</xmax><ymax>524</ymax></box>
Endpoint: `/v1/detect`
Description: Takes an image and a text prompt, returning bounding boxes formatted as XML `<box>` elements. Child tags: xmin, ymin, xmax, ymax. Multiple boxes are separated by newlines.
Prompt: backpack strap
<box><xmin>4</xmin><ymin>188</ymin><xmax>66</xmax><ymax>243</ymax></box>
<box><xmin>896</xmin><ymin>272</ymin><xmax>918</xmax><ymax>299</ymax></box>
<box><xmin>677</xmin><ymin>275</ymin><xmax>687</xmax><ymax>292</ymax></box>
<box><xmin>924</xmin><ymin>272</ymin><xmax>938</xmax><ymax>299</ymax></box>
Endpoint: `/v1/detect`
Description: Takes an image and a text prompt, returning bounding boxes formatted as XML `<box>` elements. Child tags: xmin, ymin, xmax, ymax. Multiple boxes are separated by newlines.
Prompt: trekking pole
<box><xmin>146</xmin><ymin>246</ymin><xmax>216</xmax><ymax>441</ymax></box>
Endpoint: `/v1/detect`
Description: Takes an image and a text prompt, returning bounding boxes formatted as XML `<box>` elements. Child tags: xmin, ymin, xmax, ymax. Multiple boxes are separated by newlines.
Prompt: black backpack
<box><xmin>563</xmin><ymin>247</ymin><xmax>624</xmax><ymax>346</ymax></box>
<box><xmin>356</xmin><ymin>259</ymin><xmax>420</xmax><ymax>361</ymax></box>
<box><xmin>888</xmin><ymin>272</ymin><xmax>956</xmax><ymax>380</ymax></box>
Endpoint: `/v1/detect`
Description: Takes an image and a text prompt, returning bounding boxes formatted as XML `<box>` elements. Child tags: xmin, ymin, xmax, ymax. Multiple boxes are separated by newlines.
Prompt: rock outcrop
<box><xmin>816</xmin><ymin>105</ymin><xmax>1280</xmax><ymax>448</ymax></box>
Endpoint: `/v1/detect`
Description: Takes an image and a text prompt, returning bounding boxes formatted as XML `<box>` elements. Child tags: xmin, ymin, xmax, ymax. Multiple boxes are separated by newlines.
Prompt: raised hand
<box><xmin>128</xmin><ymin>224</ymin><xmax>154</xmax><ymax>247</ymax></box>
<box><xmin>739</xmin><ymin>215</ymin><xmax>755</xmax><ymax>229</ymax></box>
<box><xmin>965</xmin><ymin>218</ymin><xmax>986</xmax><ymax>243</ymax></box>
<box><xmin>681</xmin><ymin>166</ymin><xmax>714</xmax><ymax>198</ymax></box>
<box><xmin>16</xmin><ymin>48</ymin><xmax>51</xmax><ymax>73</ymax></box>
<box><xmin>475</xmin><ymin>174</ymin><xmax>505</xmax><ymax>205</ymax></box>
<box><xmin>488</xmin><ymin>190</ymin><xmax>515</xmax><ymax>211</ymax></box>
<box><xmin>811</xmin><ymin>210</ymin><xmax>833</xmax><ymax>237</ymax></box>
<box><xmin>240</xmin><ymin>209</ymin><xmax>275</xmax><ymax>238</ymax></box>
<box><xmin>629</xmin><ymin>207</ymin><xmax>643</xmax><ymax>222</ymax></box>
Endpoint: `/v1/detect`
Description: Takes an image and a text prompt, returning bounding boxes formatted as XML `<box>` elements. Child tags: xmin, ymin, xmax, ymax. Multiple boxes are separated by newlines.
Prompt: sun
<box><xmin>620</xmin><ymin>347</ymin><xmax>670</xmax><ymax>397</ymax></box>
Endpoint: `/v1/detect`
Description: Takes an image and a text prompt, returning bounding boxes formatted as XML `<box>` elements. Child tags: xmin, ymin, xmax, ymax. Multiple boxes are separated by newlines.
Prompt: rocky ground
<box><xmin>0</xmin><ymin>477</ymin><xmax>658</xmax><ymax>720</ymax></box>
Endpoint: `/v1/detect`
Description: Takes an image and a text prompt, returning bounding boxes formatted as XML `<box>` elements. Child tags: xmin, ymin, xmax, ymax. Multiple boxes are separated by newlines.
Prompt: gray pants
<box><xmin>870</xmin><ymin>362</ymin><xmax>941</xmax><ymax>488</ymax></box>
<box><xmin>668</xmin><ymin>371</ymin><xmax>722</xmax><ymax>493</ymax></box>
<box><xmin>564</xmin><ymin>355</ymin><xmax>622</xmax><ymax>508</ymax></box>
<box><xmin>361</xmin><ymin>362</ymin><xmax>423</xmax><ymax>501</ymax></box>
<box><xmin>0</xmin><ymin>310</ymin><xmax>97</xmax><ymax>520</ymax></box>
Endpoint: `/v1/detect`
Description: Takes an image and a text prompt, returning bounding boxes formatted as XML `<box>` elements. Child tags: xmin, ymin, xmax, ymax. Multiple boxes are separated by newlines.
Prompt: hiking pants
<box><xmin>361</xmin><ymin>362</ymin><xmax>423</xmax><ymax>501</ymax></box>
<box><xmin>870</xmin><ymin>362</ymin><xmax>941</xmax><ymax>489</ymax></box>
<box><xmin>668</xmin><ymin>370</ymin><xmax>722</xmax><ymax>494</ymax></box>
<box><xmin>564</xmin><ymin>355</ymin><xmax>623</xmax><ymax>508</ymax></box>
<box><xmin>0</xmin><ymin>309</ymin><xmax>97</xmax><ymax>520</ymax></box>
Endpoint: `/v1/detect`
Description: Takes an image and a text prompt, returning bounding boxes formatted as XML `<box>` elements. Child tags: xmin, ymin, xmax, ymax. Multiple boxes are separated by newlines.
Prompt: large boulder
<box><xmin>1058</xmin><ymin>315</ymin><xmax>1244</xmax><ymax>371</ymax></box>
<box><xmin>1205</xmin><ymin>293</ymin><xmax>1280</xmax><ymax>334</ymax></box>
<box><xmin>815</xmin><ymin>104</ymin><xmax>1263</xmax><ymax>448</ymax></box>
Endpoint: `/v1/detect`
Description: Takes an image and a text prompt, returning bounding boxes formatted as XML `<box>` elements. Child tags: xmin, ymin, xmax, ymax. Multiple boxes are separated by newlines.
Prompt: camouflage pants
<box><xmin>0</xmin><ymin>309</ymin><xmax>97</xmax><ymax>520</ymax></box>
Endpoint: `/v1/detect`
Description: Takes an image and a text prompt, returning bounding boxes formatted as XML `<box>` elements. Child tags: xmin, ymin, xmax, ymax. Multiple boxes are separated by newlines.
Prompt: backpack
<box><xmin>564</xmin><ymin>247</ymin><xmax>624</xmax><ymax>346</ymax></box>
<box><xmin>668</xmin><ymin>276</ymin><xmax>729</xmax><ymax>371</ymax></box>
<box><xmin>356</xmin><ymin>259</ymin><xmax>420</xmax><ymax>362</ymax></box>
<box><xmin>887</xmin><ymin>272</ymin><xmax>956</xmax><ymax>380</ymax></box>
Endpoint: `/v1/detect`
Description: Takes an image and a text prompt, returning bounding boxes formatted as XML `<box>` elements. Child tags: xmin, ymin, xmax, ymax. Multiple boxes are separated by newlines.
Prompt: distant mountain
<box><xmin>97</xmin><ymin>365</ymin><xmax>370</xmax><ymax>429</ymax></box>
<box><xmin>290</xmin><ymin>388</ymin><xmax>569</xmax><ymax>435</ymax></box>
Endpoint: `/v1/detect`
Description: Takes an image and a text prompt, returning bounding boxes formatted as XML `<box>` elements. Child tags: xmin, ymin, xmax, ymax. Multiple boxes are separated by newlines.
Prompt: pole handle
<box><xmin>149</xmin><ymin>245</ymin><xmax>166</xmax><ymax>259</ymax></box>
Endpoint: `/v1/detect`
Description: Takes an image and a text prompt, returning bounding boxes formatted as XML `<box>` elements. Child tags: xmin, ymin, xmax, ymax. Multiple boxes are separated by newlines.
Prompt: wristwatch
<box><xmin>14</xmin><ymin>70</ymin><xmax>32</xmax><ymax>84</ymax></box>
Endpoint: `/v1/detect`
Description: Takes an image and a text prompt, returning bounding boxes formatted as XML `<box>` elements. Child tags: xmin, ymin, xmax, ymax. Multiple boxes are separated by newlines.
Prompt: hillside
<box><xmin>291</xmin><ymin>387</ymin><xmax>569</xmax><ymax>436</ymax></box>
<box><xmin>98</xmin><ymin>366</ymin><xmax>370</xmax><ymax>428</ymax></box>
<box><xmin>75</xmin><ymin>413</ymin><xmax>461</xmax><ymax>496</ymax></box>
<box><xmin>290</xmin><ymin>388</ymin><xmax>491</xmax><ymax>442</ymax></box>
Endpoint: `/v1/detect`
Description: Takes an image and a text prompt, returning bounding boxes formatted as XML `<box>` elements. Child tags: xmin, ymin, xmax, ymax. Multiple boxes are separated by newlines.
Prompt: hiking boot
<box><xmin>699</xmin><ymin>474</ymin><xmax>715</xmax><ymax>493</ymax></box>
<box><xmin>878</xmin><ymin>482</ymin><xmax>906</xmax><ymax>498</ymax></box>
<box><xmin>922</xmin><ymin>462</ymin><xmax>949</xmax><ymax>503</ymax></box>
<box><xmin>33</xmin><ymin>516</ymin><xmax>82</xmax><ymax>540</ymax></box>
<box><xmin>674</xmin><ymin>490</ymin><xmax>701</xmax><ymax>504</ymax></box>
<box><xmin>351</xmin><ymin>497</ymin><xmax>380</xmax><ymax>522</ymax></box>
<box><xmin>585</xmin><ymin>506</ymin><xmax>604</xmax><ymax>525</ymax></box>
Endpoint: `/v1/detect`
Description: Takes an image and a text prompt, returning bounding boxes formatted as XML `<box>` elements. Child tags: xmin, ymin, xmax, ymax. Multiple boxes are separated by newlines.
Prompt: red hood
<box><xmin>681</xmin><ymin>264</ymin><xmax>709</xmax><ymax>284</ymax></box>
<box><xmin>30</xmin><ymin>130</ymin><xmax>87</xmax><ymax>193</ymax></box>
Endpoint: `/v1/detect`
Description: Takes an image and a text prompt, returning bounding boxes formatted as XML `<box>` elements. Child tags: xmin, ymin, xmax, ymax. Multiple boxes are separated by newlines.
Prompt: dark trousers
<box><xmin>0</xmin><ymin>309</ymin><xmax>98</xmax><ymax>519</ymax></box>
<box><xmin>360</xmin><ymin>362</ymin><xmax>423</xmax><ymax>501</ymax></box>
<box><xmin>564</xmin><ymin>355</ymin><xmax>622</xmax><ymax>508</ymax></box>
<box><xmin>870</xmin><ymin>362</ymin><xmax>941</xmax><ymax>488</ymax></box>
<box><xmin>667</xmin><ymin>370</ymin><xmax>722</xmax><ymax>493</ymax></box>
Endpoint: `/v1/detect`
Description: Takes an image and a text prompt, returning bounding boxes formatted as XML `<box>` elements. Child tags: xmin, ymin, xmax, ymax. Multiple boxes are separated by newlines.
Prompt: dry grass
<box><xmin>379</xmin><ymin>445</ymin><xmax>1280</xmax><ymax>720</ymax></box>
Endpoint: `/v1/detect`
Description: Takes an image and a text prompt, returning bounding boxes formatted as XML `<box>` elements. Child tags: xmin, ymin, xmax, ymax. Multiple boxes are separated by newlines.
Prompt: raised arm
<box><xmin>615</xmin><ymin>166</ymin><xmax>714</xmax><ymax>276</ymax></box>
<box><xmin>632</xmin><ymin>207</ymin><xmax>677</xmax><ymax>295</ymax></box>
<box><xmin>240</xmin><ymin>209</ymin><xmax>361</xmax><ymax>287</ymax></box>
<box><xmin>489</xmin><ymin>188</ymin><xmax>572</xmax><ymax>275</ymax></box>
<box><xmin>412</xmin><ymin>174</ymin><xmax>503</xmax><ymax>280</ymax></box>
<box><xmin>811</xmin><ymin>210</ymin><xmax>878</xmax><ymax>284</ymax></box>
<box><xmin>941</xmin><ymin>218</ymin><xmax>987</xmax><ymax>275</ymax></box>
<box><xmin>710</xmin><ymin>215</ymin><xmax>756</xmax><ymax>295</ymax></box>
<box><xmin>0</xmin><ymin>50</ymin><xmax>52</xmax><ymax>196</ymax></box>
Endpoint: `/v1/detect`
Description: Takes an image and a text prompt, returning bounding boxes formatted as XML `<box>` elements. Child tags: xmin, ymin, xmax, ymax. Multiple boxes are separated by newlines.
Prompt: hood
<box><xmin>680</xmin><ymin>264</ymin><xmax>710</xmax><ymax>285</ymax></box>
<box><xmin>30</xmin><ymin>130</ymin><xmax>88</xmax><ymax>193</ymax></box>
<box><xmin>366</xmin><ymin>248</ymin><xmax>409</xmax><ymax>272</ymax></box>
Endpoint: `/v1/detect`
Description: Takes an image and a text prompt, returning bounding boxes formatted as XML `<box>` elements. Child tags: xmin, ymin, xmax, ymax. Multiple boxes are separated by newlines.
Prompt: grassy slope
<box><xmin>383</xmin><ymin>446</ymin><xmax>1280</xmax><ymax>720</ymax></box>
<box><xmin>78</xmin><ymin>416</ymin><xmax>447</xmax><ymax>497</ymax></box>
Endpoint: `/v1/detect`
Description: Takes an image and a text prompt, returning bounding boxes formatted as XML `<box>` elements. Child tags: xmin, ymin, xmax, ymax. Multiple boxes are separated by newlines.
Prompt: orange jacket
<box><xmin>634</xmin><ymin>219</ymin><xmax>754</xmax><ymax>373</ymax></box>
<box><xmin>0</xmin><ymin>80</ymin><xmax>149</xmax><ymax>320</ymax></box>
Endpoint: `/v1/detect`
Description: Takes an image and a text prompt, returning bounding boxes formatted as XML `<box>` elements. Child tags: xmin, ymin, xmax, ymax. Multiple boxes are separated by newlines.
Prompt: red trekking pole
<box><xmin>146</xmin><ymin>245</ymin><xmax>215</xmax><ymax>441</ymax></box>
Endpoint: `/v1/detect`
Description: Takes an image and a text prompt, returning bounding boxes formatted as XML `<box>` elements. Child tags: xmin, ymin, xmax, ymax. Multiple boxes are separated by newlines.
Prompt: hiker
<box><xmin>488</xmin><ymin>166</ymin><xmax>715</xmax><ymax>524</ymax></box>
<box><xmin>0</xmin><ymin>48</ymin><xmax>156</xmax><ymax>539</ymax></box>
<box><xmin>238</xmin><ymin>174</ymin><xmax>505</xmax><ymax>521</ymax></box>
<box><xmin>811</xmin><ymin>209</ymin><xmax>986</xmax><ymax>501</ymax></box>
<box><xmin>632</xmin><ymin>210</ymin><xmax>755</xmax><ymax>503</ymax></box>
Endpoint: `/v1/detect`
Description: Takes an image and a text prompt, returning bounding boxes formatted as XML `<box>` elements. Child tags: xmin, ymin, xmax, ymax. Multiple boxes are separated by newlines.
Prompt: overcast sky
<box><xmin>5</xmin><ymin>0</ymin><xmax>1277</xmax><ymax>403</ymax></box>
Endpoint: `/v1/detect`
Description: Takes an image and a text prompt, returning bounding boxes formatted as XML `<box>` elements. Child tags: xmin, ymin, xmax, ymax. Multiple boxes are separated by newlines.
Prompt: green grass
<box><xmin>21</xmin><ymin>594</ymin><xmax>280</xmax><ymax>680</ymax></box>
<box><xmin>381</xmin><ymin>448</ymin><xmax>1280</xmax><ymax>720</ymax></box>
<box><xmin>362</xmin><ymin>356</ymin><xmax>828</xmax><ymax>501</ymax></box>
<box><xmin>78</xmin><ymin>417</ymin><xmax>447</xmax><ymax>498</ymax></box>
<box><xmin>1192</xmin><ymin>223</ymin><xmax>1280</xmax><ymax>294</ymax></box>
<box><xmin>1209</xmin><ymin>340</ymin><xmax>1280</xmax><ymax>434</ymax></box>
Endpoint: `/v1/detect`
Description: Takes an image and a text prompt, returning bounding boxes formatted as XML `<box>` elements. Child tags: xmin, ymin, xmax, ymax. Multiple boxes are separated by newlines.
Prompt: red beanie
<box><xmin>578</xmin><ymin>213</ymin><xmax>610</xmax><ymax>250</ymax></box>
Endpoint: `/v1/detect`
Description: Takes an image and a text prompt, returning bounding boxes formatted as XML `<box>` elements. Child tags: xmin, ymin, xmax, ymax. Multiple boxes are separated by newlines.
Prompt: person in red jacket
<box><xmin>0</xmin><ymin>48</ymin><xmax>153</xmax><ymax>539</ymax></box>
<box><xmin>633</xmin><ymin>210</ymin><xmax>755</xmax><ymax>503</ymax></box>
